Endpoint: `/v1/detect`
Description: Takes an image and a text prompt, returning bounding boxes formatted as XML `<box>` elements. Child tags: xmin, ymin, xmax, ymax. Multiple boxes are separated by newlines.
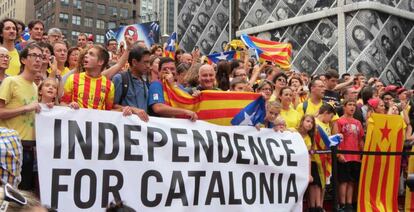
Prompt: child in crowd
<box><xmin>333</xmin><ymin>99</ymin><xmax>364</xmax><ymax>211</ymax></box>
<box><xmin>256</xmin><ymin>101</ymin><xmax>281</xmax><ymax>129</ymax></box>
<box><xmin>38</xmin><ymin>78</ymin><xmax>58</xmax><ymax>107</ymax></box>
<box><xmin>273</xmin><ymin>116</ymin><xmax>287</xmax><ymax>132</ymax></box>
<box><xmin>308</xmin><ymin>103</ymin><xmax>336</xmax><ymax>212</ymax></box>
<box><xmin>297</xmin><ymin>114</ymin><xmax>316</xmax><ymax>185</ymax></box>
<box><xmin>297</xmin><ymin>115</ymin><xmax>316</xmax><ymax>152</ymax></box>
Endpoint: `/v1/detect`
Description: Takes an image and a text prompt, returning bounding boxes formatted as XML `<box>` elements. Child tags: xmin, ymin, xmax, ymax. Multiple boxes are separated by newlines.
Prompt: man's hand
<box><xmin>185</xmin><ymin>110</ymin><xmax>198</xmax><ymax>122</ymax></box>
<box><xmin>337</xmin><ymin>154</ymin><xmax>346</xmax><ymax>163</ymax></box>
<box><xmin>192</xmin><ymin>90</ymin><xmax>201</xmax><ymax>97</ymax></box>
<box><xmin>192</xmin><ymin>48</ymin><xmax>200</xmax><ymax>63</ymax></box>
<box><xmin>132</xmin><ymin>108</ymin><xmax>149</xmax><ymax>122</ymax></box>
<box><xmin>25</xmin><ymin>102</ymin><xmax>41</xmax><ymax>113</ymax></box>
<box><xmin>125</xmin><ymin>35</ymin><xmax>134</xmax><ymax>51</ymax></box>
<box><xmin>122</xmin><ymin>106</ymin><xmax>133</xmax><ymax>116</ymax></box>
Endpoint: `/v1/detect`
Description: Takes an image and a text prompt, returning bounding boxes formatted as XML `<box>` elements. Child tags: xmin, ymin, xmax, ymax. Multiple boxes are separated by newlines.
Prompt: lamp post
<box><xmin>161</xmin><ymin>34</ymin><xmax>169</xmax><ymax>45</ymax></box>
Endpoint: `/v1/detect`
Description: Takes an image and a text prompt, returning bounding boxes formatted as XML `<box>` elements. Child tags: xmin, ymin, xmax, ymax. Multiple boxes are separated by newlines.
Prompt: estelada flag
<box><xmin>162</xmin><ymin>81</ymin><xmax>265</xmax><ymax>126</ymax></box>
<box><xmin>163</xmin><ymin>32</ymin><xmax>177</xmax><ymax>59</ymax></box>
<box><xmin>312</xmin><ymin>125</ymin><xmax>332</xmax><ymax>189</ymax></box>
<box><xmin>358</xmin><ymin>113</ymin><xmax>405</xmax><ymax>212</ymax></box>
<box><xmin>405</xmin><ymin>144</ymin><xmax>414</xmax><ymax>211</ymax></box>
<box><xmin>206</xmin><ymin>51</ymin><xmax>237</xmax><ymax>64</ymax></box>
<box><xmin>240</xmin><ymin>34</ymin><xmax>292</xmax><ymax>69</ymax></box>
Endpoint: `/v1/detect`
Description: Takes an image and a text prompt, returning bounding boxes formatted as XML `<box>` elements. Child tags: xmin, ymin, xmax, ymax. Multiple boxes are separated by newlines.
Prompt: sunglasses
<box><xmin>0</xmin><ymin>182</ymin><xmax>27</xmax><ymax>212</ymax></box>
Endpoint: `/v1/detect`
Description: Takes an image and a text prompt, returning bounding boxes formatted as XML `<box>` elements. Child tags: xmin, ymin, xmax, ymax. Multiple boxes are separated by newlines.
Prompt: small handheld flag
<box><xmin>317</xmin><ymin>126</ymin><xmax>342</xmax><ymax>147</ymax></box>
<box><xmin>164</xmin><ymin>32</ymin><xmax>177</xmax><ymax>59</ymax></box>
<box><xmin>207</xmin><ymin>51</ymin><xmax>237</xmax><ymax>64</ymax></box>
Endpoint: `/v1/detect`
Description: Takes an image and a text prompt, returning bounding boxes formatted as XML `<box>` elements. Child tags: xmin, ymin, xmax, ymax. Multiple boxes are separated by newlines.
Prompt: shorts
<box><xmin>337</xmin><ymin>161</ymin><xmax>361</xmax><ymax>183</ymax></box>
<box><xmin>310</xmin><ymin>162</ymin><xmax>322</xmax><ymax>187</ymax></box>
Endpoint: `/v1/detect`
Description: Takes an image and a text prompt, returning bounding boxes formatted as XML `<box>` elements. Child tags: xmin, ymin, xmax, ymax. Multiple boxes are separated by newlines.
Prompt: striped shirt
<box><xmin>62</xmin><ymin>72</ymin><xmax>115</xmax><ymax>110</ymax></box>
<box><xmin>0</xmin><ymin>127</ymin><xmax>22</xmax><ymax>187</ymax></box>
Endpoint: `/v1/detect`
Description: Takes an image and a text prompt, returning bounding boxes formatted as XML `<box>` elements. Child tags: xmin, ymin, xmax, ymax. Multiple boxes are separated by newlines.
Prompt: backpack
<box><xmin>117</xmin><ymin>71</ymin><xmax>150</xmax><ymax>105</ymax></box>
<box><xmin>303</xmin><ymin>100</ymin><xmax>309</xmax><ymax>114</ymax></box>
<box><xmin>118</xmin><ymin>71</ymin><xmax>130</xmax><ymax>105</ymax></box>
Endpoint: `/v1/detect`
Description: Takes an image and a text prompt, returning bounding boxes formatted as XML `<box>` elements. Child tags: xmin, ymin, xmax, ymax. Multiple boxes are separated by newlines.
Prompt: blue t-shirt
<box><xmin>148</xmin><ymin>80</ymin><xmax>165</xmax><ymax>107</ymax></box>
<box><xmin>148</xmin><ymin>81</ymin><xmax>190</xmax><ymax>116</ymax></box>
<box><xmin>113</xmin><ymin>72</ymin><xmax>148</xmax><ymax>112</ymax></box>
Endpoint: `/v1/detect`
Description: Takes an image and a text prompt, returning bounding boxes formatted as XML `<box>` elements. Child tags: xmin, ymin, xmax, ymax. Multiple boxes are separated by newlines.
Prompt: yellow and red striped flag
<box><xmin>358</xmin><ymin>113</ymin><xmax>405</xmax><ymax>212</ymax></box>
<box><xmin>405</xmin><ymin>144</ymin><xmax>414</xmax><ymax>211</ymax></box>
<box><xmin>161</xmin><ymin>81</ymin><xmax>265</xmax><ymax>126</ymax></box>
<box><xmin>312</xmin><ymin>125</ymin><xmax>332</xmax><ymax>189</ymax></box>
<box><xmin>240</xmin><ymin>34</ymin><xmax>292</xmax><ymax>69</ymax></box>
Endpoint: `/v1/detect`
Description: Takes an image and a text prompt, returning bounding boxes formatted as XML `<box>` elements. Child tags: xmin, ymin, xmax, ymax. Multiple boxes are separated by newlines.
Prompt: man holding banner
<box><xmin>113</xmin><ymin>46</ymin><xmax>150</xmax><ymax>122</ymax></box>
<box><xmin>148</xmin><ymin>57</ymin><xmax>198</xmax><ymax>121</ymax></box>
<box><xmin>61</xmin><ymin>45</ymin><xmax>115</xmax><ymax>110</ymax></box>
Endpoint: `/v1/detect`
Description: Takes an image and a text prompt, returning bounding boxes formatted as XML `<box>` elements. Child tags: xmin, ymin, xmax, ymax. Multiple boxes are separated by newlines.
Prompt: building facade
<box><xmin>34</xmin><ymin>0</ymin><xmax>140</xmax><ymax>45</ymax></box>
<box><xmin>0</xmin><ymin>0</ymin><xmax>35</xmax><ymax>23</ymax></box>
<box><xmin>155</xmin><ymin>0</ymin><xmax>174</xmax><ymax>36</ymax></box>
<box><xmin>140</xmin><ymin>0</ymin><xmax>156</xmax><ymax>23</ymax></box>
<box><xmin>177</xmin><ymin>0</ymin><xmax>414</xmax><ymax>88</ymax></box>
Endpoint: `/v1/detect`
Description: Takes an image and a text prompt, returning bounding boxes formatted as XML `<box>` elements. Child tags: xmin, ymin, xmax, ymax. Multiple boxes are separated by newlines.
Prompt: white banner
<box><xmin>36</xmin><ymin>106</ymin><xmax>309</xmax><ymax>212</ymax></box>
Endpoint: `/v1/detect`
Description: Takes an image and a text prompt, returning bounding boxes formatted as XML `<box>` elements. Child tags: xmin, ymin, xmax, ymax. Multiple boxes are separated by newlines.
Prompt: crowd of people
<box><xmin>0</xmin><ymin>17</ymin><xmax>413</xmax><ymax>212</ymax></box>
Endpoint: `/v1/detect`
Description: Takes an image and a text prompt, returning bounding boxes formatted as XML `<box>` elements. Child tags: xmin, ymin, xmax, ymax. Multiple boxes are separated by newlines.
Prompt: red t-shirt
<box><xmin>336</xmin><ymin>117</ymin><xmax>364</xmax><ymax>162</ymax></box>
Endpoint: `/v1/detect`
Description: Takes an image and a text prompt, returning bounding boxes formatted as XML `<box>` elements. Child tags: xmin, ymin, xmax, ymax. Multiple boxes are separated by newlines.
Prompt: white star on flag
<box><xmin>216</xmin><ymin>52</ymin><xmax>228</xmax><ymax>60</ymax></box>
<box><xmin>239</xmin><ymin>111</ymin><xmax>256</xmax><ymax>126</ymax></box>
<box><xmin>168</xmin><ymin>39</ymin><xmax>175</xmax><ymax>47</ymax></box>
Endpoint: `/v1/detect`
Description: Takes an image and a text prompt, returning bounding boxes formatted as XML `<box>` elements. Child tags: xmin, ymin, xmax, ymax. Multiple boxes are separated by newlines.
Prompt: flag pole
<box><xmin>229</xmin><ymin>0</ymin><xmax>232</xmax><ymax>41</ymax></box>
<box><xmin>331</xmin><ymin>146</ymin><xmax>339</xmax><ymax>211</ymax></box>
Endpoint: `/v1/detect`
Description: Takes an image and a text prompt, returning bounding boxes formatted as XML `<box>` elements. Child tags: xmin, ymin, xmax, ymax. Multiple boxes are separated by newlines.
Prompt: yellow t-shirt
<box><xmin>48</xmin><ymin>67</ymin><xmax>70</xmax><ymax>76</ymax></box>
<box><xmin>296</xmin><ymin>99</ymin><xmax>323</xmax><ymax>117</ymax></box>
<box><xmin>316</xmin><ymin>119</ymin><xmax>331</xmax><ymax>136</ymax></box>
<box><xmin>280</xmin><ymin>107</ymin><xmax>301</xmax><ymax>129</ymax></box>
<box><xmin>303</xmin><ymin>134</ymin><xmax>312</xmax><ymax>150</ymax></box>
<box><xmin>0</xmin><ymin>76</ymin><xmax>38</xmax><ymax>140</ymax></box>
<box><xmin>297</xmin><ymin>99</ymin><xmax>339</xmax><ymax>121</ymax></box>
<box><xmin>269</xmin><ymin>94</ymin><xmax>277</xmax><ymax>102</ymax></box>
<box><xmin>5</xmin><ymin>49</ymin><xmax>21</xmax><ymax>76</ymax></box>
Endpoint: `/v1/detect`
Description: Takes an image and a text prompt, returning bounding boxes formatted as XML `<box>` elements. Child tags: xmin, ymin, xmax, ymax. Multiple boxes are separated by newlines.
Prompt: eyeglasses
<box><xmin>0</xmin><ymin>54</ymin><xmax>10</xmax><ymax>60</ymax></box>
<box><xmin>277</xmin><ymin>78</ymin><xmax>286</xmax><ymax>83</ymax></box>
<box><xmin>27</xmin><ymin>53</ymin><xmax>45</xmax><ymax>60</ymax></box>
<box><xmin>235</xmin><ymin>73</ymin><xmax>247</xmax><ymax>77</ymax></box>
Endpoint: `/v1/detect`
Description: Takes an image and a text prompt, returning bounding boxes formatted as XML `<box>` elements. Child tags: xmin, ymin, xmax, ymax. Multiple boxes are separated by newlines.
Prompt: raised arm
<box><xmin>102</xmin><ymin>35</ymin><xmax>134</xmax><ymax>79</ymax></box>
